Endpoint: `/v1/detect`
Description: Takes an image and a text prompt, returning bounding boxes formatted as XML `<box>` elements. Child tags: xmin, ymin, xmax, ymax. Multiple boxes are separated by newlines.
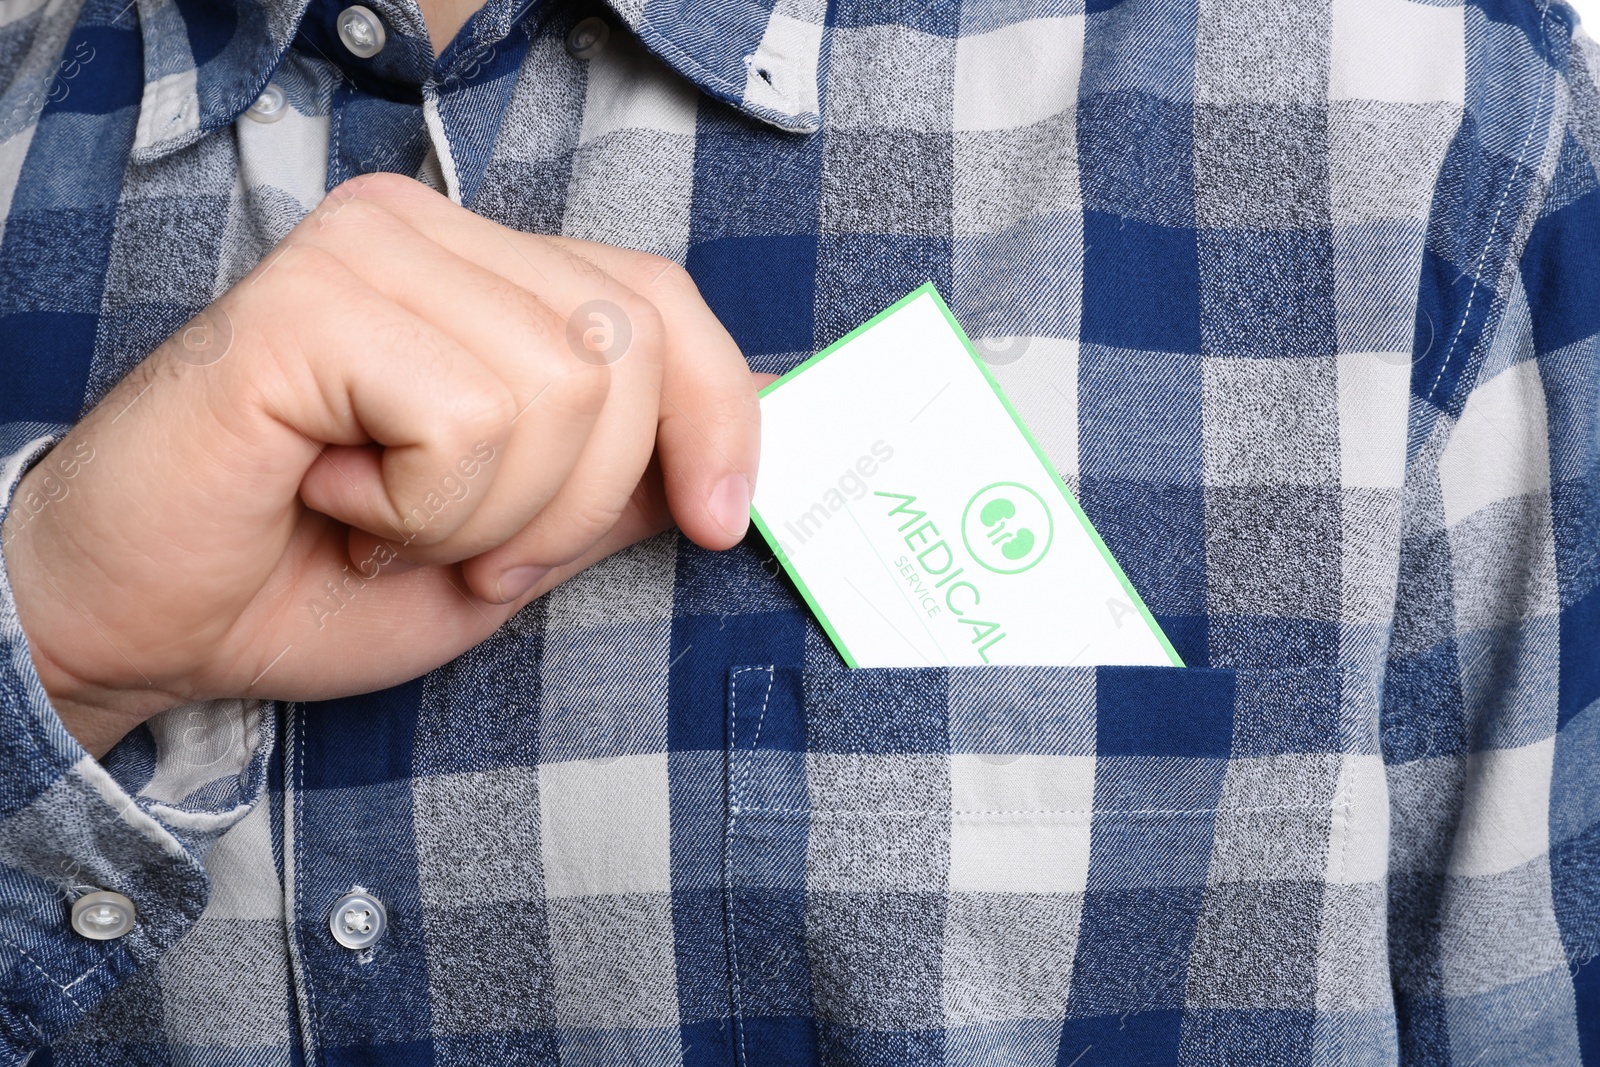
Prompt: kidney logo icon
<box><xmin>962</xmin><ymin>482</ymin><xmax>1053</xmax><ymax>575</ymax></box>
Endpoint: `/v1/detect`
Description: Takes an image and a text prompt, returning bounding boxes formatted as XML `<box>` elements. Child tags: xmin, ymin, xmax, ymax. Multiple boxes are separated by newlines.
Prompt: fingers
<box><xmin>462</xmin><ymin>451</ymin><xmax>676</xmax><ymax>606</ymax></box>
<box><xmin>269</xmin><ymin>175</ymin><xmax>761</xmax><ymax>606</ymax></box>
<box><xmin>285</xmin><ymin>197</ymin><xmax>640</xmax><ymax>562</ymax></box>
<box><xmin>340</xmin><ymin>178</ymin><xmax>762</xmax><ymax>551</ymax></box>
<box><xmin>247</xmin><ymin>254</ymin><xmax>522</xmax><ymax>550</ymax></box>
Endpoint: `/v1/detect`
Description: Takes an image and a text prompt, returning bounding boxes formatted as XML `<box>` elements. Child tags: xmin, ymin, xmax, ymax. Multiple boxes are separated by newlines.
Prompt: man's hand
<box><xmin>0</xmin><ymin>174</ymin><xmax>762</xmax><ymax>758</ymax></box>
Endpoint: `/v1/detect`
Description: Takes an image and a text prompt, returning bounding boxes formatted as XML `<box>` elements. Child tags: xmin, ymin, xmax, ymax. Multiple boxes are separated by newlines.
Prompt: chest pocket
<box><xmin>719</xmin><ymin>663</ymin><xmax>1385</xmax><ymax>1066</ymax></box>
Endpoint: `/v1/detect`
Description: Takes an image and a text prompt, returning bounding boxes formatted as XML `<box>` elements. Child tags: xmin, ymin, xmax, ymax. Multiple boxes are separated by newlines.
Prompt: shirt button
<box><xmin>337</xmin><ymin>5</ymin><xmax>386</xmax><ymax>58</ymax></box>
<box><xmin>70</xmin><ymin>891</ymin><xmax>136</xmax><ymax>941</ymax></box>
<box><xmin>565</xmin><ymin>15</ymin><xmax>609</xmax><ymax>60</ymax></box>
<box><xmin>244</xmin><ymin>83</ymin><xmax>288</xmax><ymax>123</ymax></box>
<box><xmin>329</xmin><ymin>889</ymin><xmax>387</xmax><ymax>950</ymax></box>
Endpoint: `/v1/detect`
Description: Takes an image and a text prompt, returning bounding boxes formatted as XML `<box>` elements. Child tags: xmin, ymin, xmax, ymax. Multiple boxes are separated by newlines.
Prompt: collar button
<box><xmin>337</xmin><ymin>5</ymin><xmax>387</xmax><ymax>58</ymax></box>
<box><xmin>245</xmin><ymin>83</ymin><xmax>288</xmax><ymax>123</ymax></box>
<box><xmin>71</xmin><ymin>892</ymin><xmax>136</xmax><ymax>941</ymax></box>
<box><xmin>565</xmin><ymin>16</ymin><xmax>610</xmax><ymax>60</ymax></box>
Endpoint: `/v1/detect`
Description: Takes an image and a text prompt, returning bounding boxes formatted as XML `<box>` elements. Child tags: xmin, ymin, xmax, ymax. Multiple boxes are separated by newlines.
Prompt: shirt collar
<box><xmin>131</xmin><ymin>0</ymin><xmax>314</xmax><ymax>161</ymax></box>
<box><xmin>130</xmin><ymin>0</ymin><xmax>822</xmax><ymax>161</ymax></box>
<box><xmin>626</xmin><ymin>0</ymin><xmax>824</xmax><ymax>134</ymax></box>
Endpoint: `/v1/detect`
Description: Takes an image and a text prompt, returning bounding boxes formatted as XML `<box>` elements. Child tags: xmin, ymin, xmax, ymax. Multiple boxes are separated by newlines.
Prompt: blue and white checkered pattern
<box><xmin>0</xmin><ymin>0</ymin><xmax>1596</xmax><ymax>1060</ymax></box>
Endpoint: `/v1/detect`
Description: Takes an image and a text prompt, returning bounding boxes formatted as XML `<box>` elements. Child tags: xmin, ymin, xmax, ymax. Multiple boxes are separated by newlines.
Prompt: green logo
<box><xmin>961</xmin><ymin>482</ymin><xmax>1053</xmax><ymax>574</ymax></box>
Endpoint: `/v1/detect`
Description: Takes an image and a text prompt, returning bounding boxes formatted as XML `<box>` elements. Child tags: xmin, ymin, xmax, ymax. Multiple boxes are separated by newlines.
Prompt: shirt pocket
<box><xmin>719</xmin><ymin>663</ymin><xmax>1386</xmax><ymax>1066</ymax></box>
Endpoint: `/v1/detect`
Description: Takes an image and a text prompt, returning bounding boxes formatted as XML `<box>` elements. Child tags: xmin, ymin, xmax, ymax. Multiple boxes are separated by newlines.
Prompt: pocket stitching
<box><xmin>725</xmin><ymin>665</ymin><xmax>775</xmax><ymax>1067</ymax></box>
<box><xmin>733</xmin><ymin>804</ymin><xmax>1330</xmax><ymax>816</ymax></box>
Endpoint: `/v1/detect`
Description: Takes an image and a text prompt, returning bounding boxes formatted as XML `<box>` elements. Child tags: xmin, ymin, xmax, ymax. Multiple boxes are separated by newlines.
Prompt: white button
<box><xmin>565</xmin><ymin>16</ymin><xmax>609</xmax><ymax>60</ymax></box>
<box><xmin>71</xmin><ymin>892</ymin><xmax>135</xmax><ymax>941</ymax></box>
<box><xmin>329</xmin><ymin>889</ymin><xmax>386</xmax><ymax>950</ymax></box>
<box><xmin>337</xmin><ymin>5</ymin><xmax>386</xmax><ymax>58</ymax></box>
<box><xmin>245</xmin><ymin>83</ymin><xmax>288</xmax><ymax>123</ymax></box>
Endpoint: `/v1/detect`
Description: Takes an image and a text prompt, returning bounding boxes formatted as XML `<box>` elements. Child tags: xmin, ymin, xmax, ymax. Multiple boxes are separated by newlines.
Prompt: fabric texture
<box><xmin>0</xmin><ymin>0</ymin><xmax>1596</xmax><ymax>1062</ymax></box>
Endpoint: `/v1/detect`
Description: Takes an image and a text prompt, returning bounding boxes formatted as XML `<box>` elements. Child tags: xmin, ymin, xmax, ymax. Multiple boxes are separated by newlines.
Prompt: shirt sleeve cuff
<box><xmin>0</xmin><ymin>423</ymin><xmax>275</xmax><ymax>1054</ymax></box>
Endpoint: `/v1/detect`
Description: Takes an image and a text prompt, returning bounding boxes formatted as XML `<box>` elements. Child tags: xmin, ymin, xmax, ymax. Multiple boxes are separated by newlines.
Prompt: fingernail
<box><xmin>496</xmin><ymin>565</ymin><xmax>551</xmax><ymax>602</ymax></box>
<box><xmin>708</xmin><ymin>473</ymin><xmax>752</xmax><ymax>539</ymax></box>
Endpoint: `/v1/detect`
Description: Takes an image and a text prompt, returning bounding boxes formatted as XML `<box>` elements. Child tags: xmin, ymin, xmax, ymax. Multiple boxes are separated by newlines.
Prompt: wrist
<box><xmin>1</xmin><ymin>507</ymin><xmax>181</xmax><ymax>759</ymax></box>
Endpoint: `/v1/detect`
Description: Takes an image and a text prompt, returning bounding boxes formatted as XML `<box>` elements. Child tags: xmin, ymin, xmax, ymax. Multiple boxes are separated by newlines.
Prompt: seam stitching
<box><xmin>0</xmin><ymin>931</ymin><xmax>84</xmax><ymax>1013</ymax></box>
<box><xmin>1333</xmin><ymin>764</ymin><xmax>1357</xmax><ymax>885</ymax></box>
<box><xmin>295</xmin><ymin>709</ymin><xmax>323</xmax><ymax>1043</ymax></box>
<box><xmin>1426</xmin><ymin>0</ymin><xmax>1557</xmax><ymax>405</ymax></box>
<box><xmin>731</xmin><ymin>804</ymin><xmax>1330</xmax><ymax>816</ymax></box>
<box><xmin>724</xmin><ymin>666</ymin><xmax>775</xmax><ymax>1067</ymax></box>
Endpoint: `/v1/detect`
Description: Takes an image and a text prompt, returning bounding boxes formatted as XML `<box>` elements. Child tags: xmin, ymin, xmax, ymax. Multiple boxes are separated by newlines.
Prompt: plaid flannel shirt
<box><xmin>0</xmin><ymin>0</ymin><xmax>1598</xmax><ymax>1060</ymax></box>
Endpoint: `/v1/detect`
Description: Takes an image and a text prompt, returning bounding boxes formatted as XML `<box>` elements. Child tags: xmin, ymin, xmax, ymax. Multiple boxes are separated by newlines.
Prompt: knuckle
<box><xmin>556</xmin><ymin>498</ymin><xmax>626</xmax><ymax>551</ymax></box>
<box><xmin>371</xmin><ymin>316</ymin><xmax>449</xmax><ymax>374</ymax></box>
<box><xmin>454</xmin><ymin>380</ymin><xmax>519</xmax><ymax>441</ymax></box>
<box><xmin>624</xmin><ymin>251</ymin><xmax>691</xmax><ymax>297</ymax></box>
<box><xmin>552</xmin><ymin>354</ymin><xmax>612</xmax><ymax>415</ymax></box>
<box><xmin>301</xmin><ymin>189</ymin><xmax>405</xmax><ymax>244</ymax></box>
<box><xmin>242</xmin><ymin>245</ymin><xmax>356</xmax><ymax>328</ymax></box>
<box><xmin>617</xmin><ymin>292</ymin><xmax>665</xmax><ymax>357</ymax></box>
<box><xmin>493</xmin><ymin>279</ymin><xmax>560</xmax><ymax>347</ymax></box>
<box><xmin>279</xmin><ymin>243</ymin><xmax>350</xmax><ymax>289</ymax></box>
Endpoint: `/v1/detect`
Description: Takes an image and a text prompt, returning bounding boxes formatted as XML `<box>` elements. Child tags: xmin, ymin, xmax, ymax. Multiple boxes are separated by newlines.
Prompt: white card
<box><xmin>749</xmin><ymin>285</ymin><xmax>1182</xmax><ymax>669</ymax></box>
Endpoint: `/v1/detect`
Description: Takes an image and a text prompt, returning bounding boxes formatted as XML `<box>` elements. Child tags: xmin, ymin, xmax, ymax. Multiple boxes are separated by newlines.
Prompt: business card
<box><xmin>749</xmin><ymin>285</ymin><xmax>1181</xmax><ymax>669</ymax></box>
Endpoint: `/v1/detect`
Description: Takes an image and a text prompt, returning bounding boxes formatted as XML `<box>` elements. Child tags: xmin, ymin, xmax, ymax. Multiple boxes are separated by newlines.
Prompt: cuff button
<box><xmin>71</xmin><ymin>891</ymin><xmax>136</xmax><ymax>941</ymax></box>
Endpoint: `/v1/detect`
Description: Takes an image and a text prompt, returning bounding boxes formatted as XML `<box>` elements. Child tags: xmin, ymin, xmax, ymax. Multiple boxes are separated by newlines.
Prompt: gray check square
<box><xmin>1313</xmin><ymin>881</ymin><xmax>1392</xmax><ymax>1013</ymax></box>
<box><xmin>546</xmin><ymin>894</ymin><xmax>680</xmax><ymax>1028</ymax></box>
<box><xmin>953</xmin><ymin>112</ymin><xmax>1080</xmax><ymax>234</ymax></box>
<box><xmin>1448</xmin><ymin>494</ymin><xmax>1560</xmax><ymax>634</ymax></box>
<box><xmin>1458</xmin><ymin>617</ymin><xmax>1562</xmax><ymax>751</ymax></box>
<box><xmin>412</xmin><ymin>766</ymin><xmax>543</xmax><ymax>907</ymax></box>
<box><xmin>1342</xmin><ymin>488</ymin><xmax>1406</xmax><ymax>625</ymax></box>
<box><xmin>1202</xmin><ymin>356</ymin><xmax>1340</xmax><ymax>487</ymax></box>
<box><xmin>1205</xmin><ymin>486</ymin><xmax>1342</xmax><ymax>620</ymax></box>
<box><xmin>807</xmin><ymin>753</ymin><xmax>949</xmax><ymax>892</ymax></box>
<box><xmin>820</xmin><ymin>129</ymin><xmax>954</xmax><ymax>236</ymax></box>
<box><xmin>1437</xmin><ymin>861</ymin><xmax>1570</xmax><ymax>998</ymax></box>
<box><xmin>562</xmin><ymin>130</ymin><xmax>695</xmax><ymax>259</ymax></box>
<box><xmin>1330</xmin><ymin>100</ymin><xmax>1459</xmax><ymax>225</ymax></box>
<box><xmin>423</xmin><ymin>901</ymin><xmax>555</xmax><ymax>1035</ymax></box>
<box><xmin>484</xmin><ymin>35</ymin><xmax>587</xmax><ymax>169</ymax></box>
<box><xmin>827</xmin><ymin>23</ymin><xmax>955</xmax><ymax>130</ymax></box>
<box><xmin>1184</xmin><ymin>880</ymin><xmax>1323</xmax><ymax>1010</ymax></box>
<box><xmin>942</xmin><ymin>891</ymin><xmax>1083</xmax><ymax>1024</ymax></box>
<box><xmin>1207</xmin><ymin>755</ymin><xmax>1338</xmax><ymax>885</ymax></box>
<box><xmin>1386</xmin><ymin>755</ymin><xmax>1464</xmax><ymax>875</ymax></box>
<box><xmin>158</xmin><ymin>918</ymin><xmax>293</xmax><ymax>1048</ymax></box>
<box><xmin>1194</xmin><ymin>0</ymin><xmax>1328</xmax><ymax>105</ymax></box>
<box><xmin>807</xmin><ymin>890</ymin><xmax>947</xmax><ymax>1029</ymax></box>
<box><xmin>1193</xmin><ymin>103</ymin><xmax>1331</xmax><ymax>230</ymax></box>
<box><xmin>103</xmin><ymin>195</ymin><xmax>232</xmax><ymax>311</ymax></box>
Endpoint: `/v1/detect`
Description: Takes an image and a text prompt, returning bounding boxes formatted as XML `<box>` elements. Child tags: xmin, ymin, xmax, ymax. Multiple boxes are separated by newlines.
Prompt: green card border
<box><xmin>749</xmin><ymin>282</ymin><xmax>1184</xmax><ymax>669</ymax></box>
